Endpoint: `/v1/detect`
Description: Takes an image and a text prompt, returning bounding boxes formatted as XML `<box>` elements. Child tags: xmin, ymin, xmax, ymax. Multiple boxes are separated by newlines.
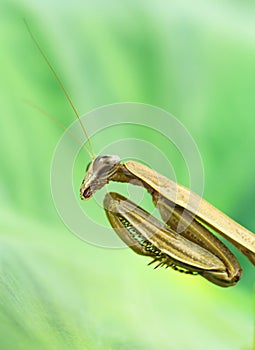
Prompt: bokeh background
<box><xmin>1</xmin><ymin>1</ymin><xmax>255</xmax><ymax>349</ymax></box>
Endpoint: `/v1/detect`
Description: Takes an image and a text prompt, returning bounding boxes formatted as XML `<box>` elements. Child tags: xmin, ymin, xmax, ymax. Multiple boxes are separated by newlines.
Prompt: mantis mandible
<box><xmin>26</xmin><ymin>22</ymin><xmax>255</xmax><ymax>288</ymax></box>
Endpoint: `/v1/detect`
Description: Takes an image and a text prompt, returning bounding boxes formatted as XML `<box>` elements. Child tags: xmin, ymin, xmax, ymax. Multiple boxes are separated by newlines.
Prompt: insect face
<box><xmin>80</xmin><ymin>155</ymin><xmax>121</xmax><ymax>200</ymax></box>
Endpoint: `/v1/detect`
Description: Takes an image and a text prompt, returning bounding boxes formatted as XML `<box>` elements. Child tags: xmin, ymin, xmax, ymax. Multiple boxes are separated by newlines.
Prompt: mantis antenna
<box><xmin>24</xmin><ymin>99</ymin><xmax>89</xmax><ymax>150</ymax></box>
<box><xmin>24</xmin><ymin>19</ymin><xmax>95</xmax><ymax>160</ymax></box>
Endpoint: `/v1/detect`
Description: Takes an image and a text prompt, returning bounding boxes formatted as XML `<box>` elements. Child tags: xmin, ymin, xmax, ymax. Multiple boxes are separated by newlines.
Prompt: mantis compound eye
<box><xmin>86</xmin><ymin>161</ymin><xmax>92</xmax><ymax>172</ymax></box>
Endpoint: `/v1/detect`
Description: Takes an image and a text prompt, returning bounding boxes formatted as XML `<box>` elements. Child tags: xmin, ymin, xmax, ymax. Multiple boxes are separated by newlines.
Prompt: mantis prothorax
<box><xmin>27</xmin><ymin>22</ymin><xmax>255</xmax><ymax>287</ymax></box>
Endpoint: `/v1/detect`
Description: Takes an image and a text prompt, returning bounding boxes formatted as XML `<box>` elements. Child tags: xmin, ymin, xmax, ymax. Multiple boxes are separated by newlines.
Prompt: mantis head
<box><xmin>80</xmin><ymin>155</ymin><xmax>121</xmax><ymax>200</ymax></box>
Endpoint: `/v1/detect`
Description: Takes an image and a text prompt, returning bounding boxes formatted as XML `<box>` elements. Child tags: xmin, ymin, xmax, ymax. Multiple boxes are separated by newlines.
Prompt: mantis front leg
<box><xmin>103</xmin><ymin>192</ymin><xmax>242</xmax><ymax>287</ymax></box>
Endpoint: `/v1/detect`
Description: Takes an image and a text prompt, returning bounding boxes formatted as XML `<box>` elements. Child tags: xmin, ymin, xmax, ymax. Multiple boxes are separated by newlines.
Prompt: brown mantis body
<box><xmin>26</xmin><ymin>22</ymin><xmax>255</xmax><ymax>288</ymax></box>
<box><xmin>80</xmin><ymin>155</ymin><xmax>255</xmax><ymax>287</ymax></box>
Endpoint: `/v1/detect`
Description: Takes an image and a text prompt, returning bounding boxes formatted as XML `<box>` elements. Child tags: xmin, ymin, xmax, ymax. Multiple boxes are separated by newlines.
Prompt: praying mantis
<box><xmin>26</xmin><ymin>22</ymin><xmax>255</xmax><ymax>288</ymax></box>
<box><xmin>80</xmin><ymin>155</ymin><xmax>255</xmax><ymax>287</ymax></box>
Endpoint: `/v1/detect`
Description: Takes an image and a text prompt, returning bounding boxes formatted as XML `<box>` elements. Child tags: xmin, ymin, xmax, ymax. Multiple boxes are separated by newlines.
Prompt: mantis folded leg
<box><xmin>104</xmin><ymin>192</ymin><xmax>242</xmax><ymax>287</ymax></box>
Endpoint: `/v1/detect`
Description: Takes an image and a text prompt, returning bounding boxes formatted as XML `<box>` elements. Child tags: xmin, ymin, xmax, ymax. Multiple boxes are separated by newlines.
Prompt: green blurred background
<box><xmin>1</xmin><ymin>1</ymin><xmax>255</xmax><ymax>349</ymax></box>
